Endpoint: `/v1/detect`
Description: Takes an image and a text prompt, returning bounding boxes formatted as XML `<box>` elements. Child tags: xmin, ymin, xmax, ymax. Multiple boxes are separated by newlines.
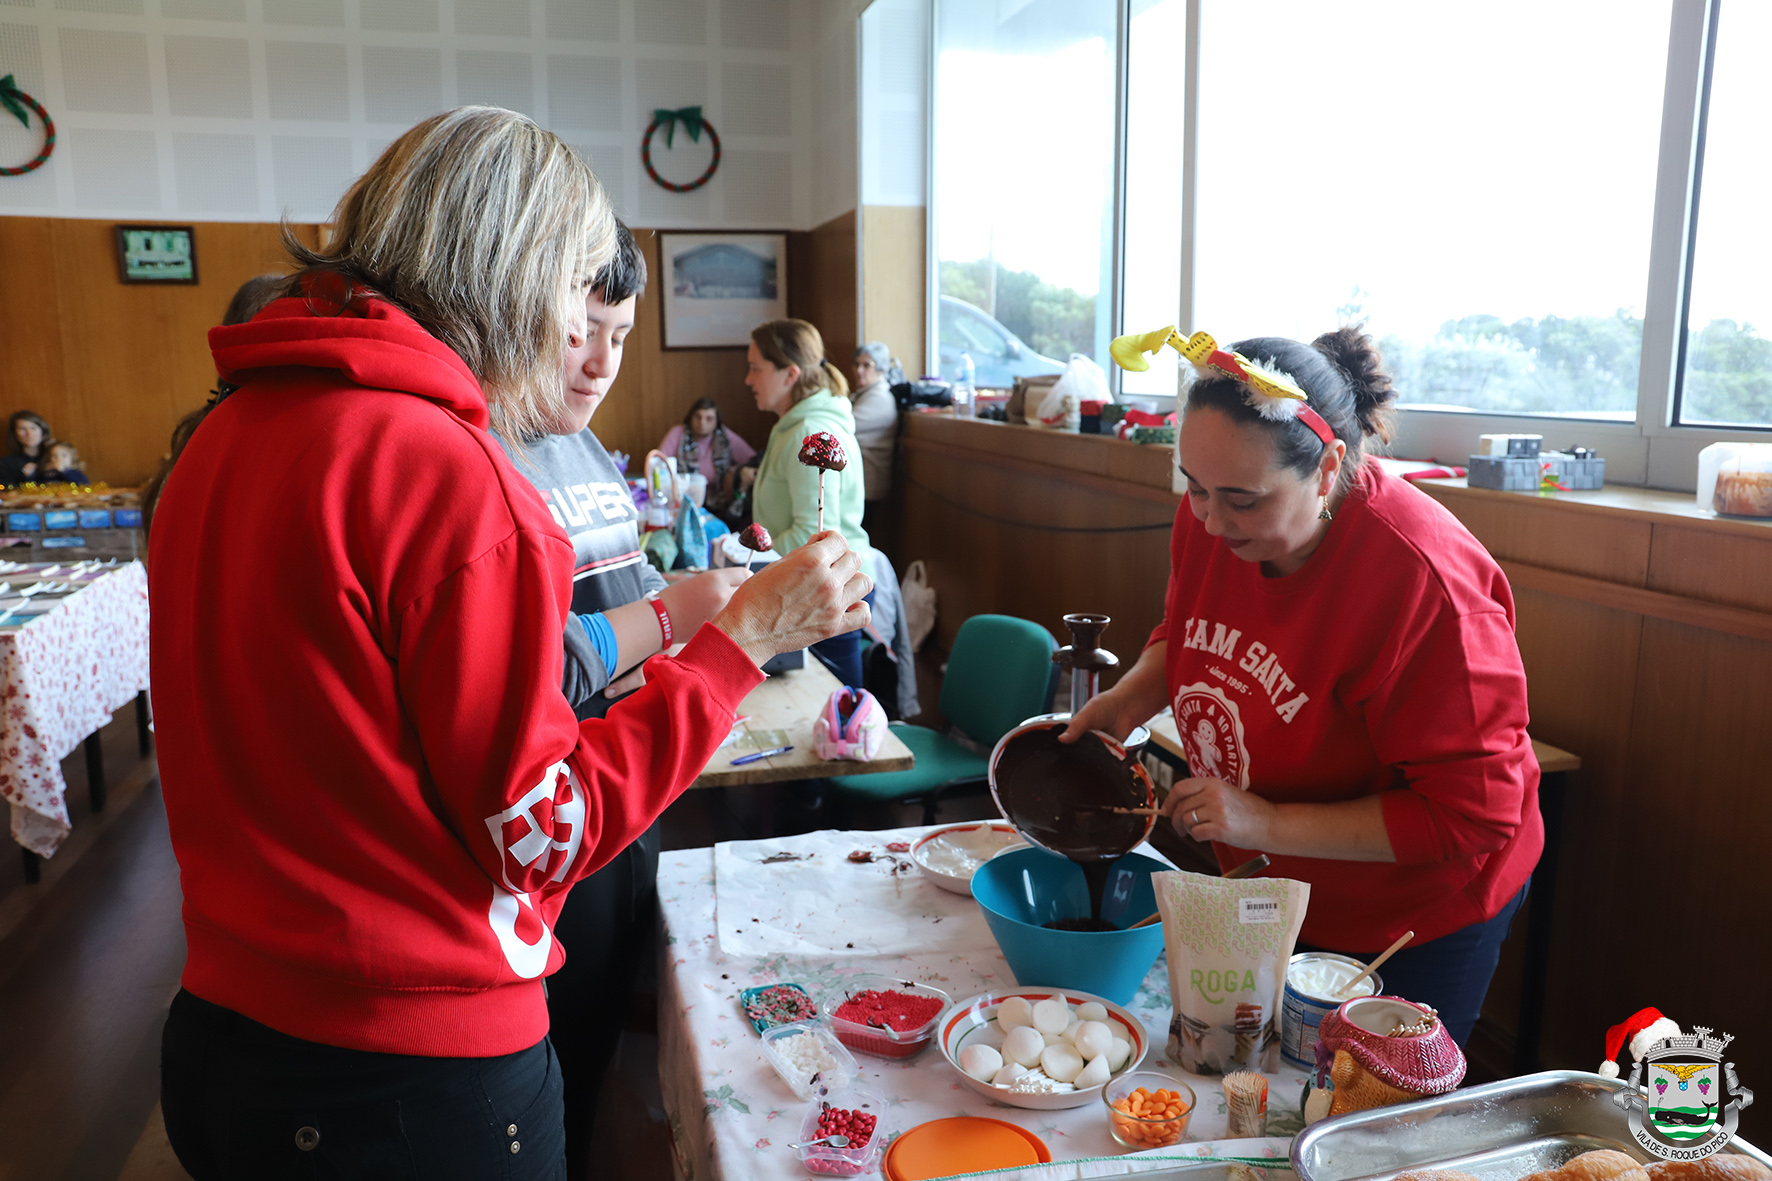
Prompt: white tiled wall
<box><xmin>0</xmin><ymin>0</ymin><xmax>860</xmax><ymax>228</ymax></box>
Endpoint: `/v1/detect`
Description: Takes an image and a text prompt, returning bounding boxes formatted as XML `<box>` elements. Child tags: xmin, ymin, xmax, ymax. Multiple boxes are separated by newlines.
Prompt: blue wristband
<box><xmin>578</xmin><ymin>611</ymin><xmax>619</xmax><ymax>676</ymax></box>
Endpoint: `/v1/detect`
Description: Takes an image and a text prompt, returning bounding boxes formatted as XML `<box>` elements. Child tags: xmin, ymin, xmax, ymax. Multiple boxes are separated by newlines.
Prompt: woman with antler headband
<box><xmin>1062</xmin><ymin>326</ymin><xmax>1542</xmax><ymax>1045</ymax></box>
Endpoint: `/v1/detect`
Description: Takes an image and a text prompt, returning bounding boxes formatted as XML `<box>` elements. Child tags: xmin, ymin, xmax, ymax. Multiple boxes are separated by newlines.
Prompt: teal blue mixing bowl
<box><xmin>970</xmin><ymin>847</ymin><xmax>1168</xmax><ymax>1005</ymax></box>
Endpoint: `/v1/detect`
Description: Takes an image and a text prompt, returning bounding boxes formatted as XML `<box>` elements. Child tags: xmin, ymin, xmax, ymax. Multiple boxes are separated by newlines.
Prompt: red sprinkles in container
<box><xmin>828</xmin><ymin>983</ymin><xmax>947</xmax><ymax>1059</ymax></box>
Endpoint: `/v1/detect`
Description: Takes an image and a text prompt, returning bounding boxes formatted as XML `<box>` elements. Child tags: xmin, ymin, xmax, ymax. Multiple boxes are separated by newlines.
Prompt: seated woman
<box><xmin>657</xmin><ymin>397</ymin><xmax>754</xmax><ymax>515</ymax></box>
<box><xmin>1066</xmin><ymin>325</ymin><xmax>1541</xmax><ymax>1045</ymax></box>
<box><xmin>0</xmin><ymin>411</ymin><xmax>53</xmax><ymax>487</ymax></box>
<box><xmin>745</xmin><ymin>318</ymin><xmax>872</xmax><ymax>687</ymax></box>
<box><xmin>850</xmin><ymin>342</ymin><xmax>902</xmax><ymax>525</ymax></box>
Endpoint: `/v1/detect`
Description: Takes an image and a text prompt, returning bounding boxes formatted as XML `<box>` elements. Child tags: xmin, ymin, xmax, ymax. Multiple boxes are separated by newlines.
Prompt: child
<box><xmin>492</xmin><ymin>220</ymin><xmax>747</xmax><ymax>1180</ymax></box>
<box><xmin>39</xmin><ymin>440</ymin><xmax>88</xmax><ymax>485</ymax></box>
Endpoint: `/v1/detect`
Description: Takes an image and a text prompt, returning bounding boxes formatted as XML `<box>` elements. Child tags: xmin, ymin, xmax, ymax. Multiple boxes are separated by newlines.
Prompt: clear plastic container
<box><xmin>1698</xmin><ymin>442</ymin><xmax>1772</xmax><ymax>518</ymax></box>
<box><xmin>760</xmin><ymin>1022</ymin><xmax>858</xmax><ymax>1100</ymax></box>
<box><xmin>822</xmin><ymin>975</ymin><xmax>951</xmax><ymax>1060</ymax></box>
<box><xmin>796</xmin><ymin>1082</ymin><xmax>889</xmax><ymax>1176</ymax></box>
<box><xmin>1103</xmin><ymin>1071</ymin><xmax>1194</xmax><ymax>1150</ymax></box>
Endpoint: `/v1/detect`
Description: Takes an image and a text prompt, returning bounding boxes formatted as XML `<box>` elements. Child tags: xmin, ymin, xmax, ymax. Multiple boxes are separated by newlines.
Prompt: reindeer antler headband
<box><xmin>1110</xmin><ymin>327</ymin><xmax>1336</xmax><ymax>448</ymax></box>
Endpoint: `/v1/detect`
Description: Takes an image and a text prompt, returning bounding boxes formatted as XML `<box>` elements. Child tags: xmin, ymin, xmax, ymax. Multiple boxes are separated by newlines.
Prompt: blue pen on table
<box><xmin>730</xmin><ymin>745</ymin><xmax>792</xmax><ymax>766</ymax></box>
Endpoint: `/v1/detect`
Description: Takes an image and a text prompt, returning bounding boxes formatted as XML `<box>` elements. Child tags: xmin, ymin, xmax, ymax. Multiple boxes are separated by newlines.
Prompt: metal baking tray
<box><xmin>1292</xmin><ymin>1071</ymin><xmax>1771</xmax><ymax>1181</ymax></box>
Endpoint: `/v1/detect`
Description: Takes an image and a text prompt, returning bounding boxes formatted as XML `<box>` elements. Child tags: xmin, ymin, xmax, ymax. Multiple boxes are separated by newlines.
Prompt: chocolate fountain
<box><xmin>988</xmin><ymin>614</ymin><xmax>1155</xmax><ymax>930</ymax></box>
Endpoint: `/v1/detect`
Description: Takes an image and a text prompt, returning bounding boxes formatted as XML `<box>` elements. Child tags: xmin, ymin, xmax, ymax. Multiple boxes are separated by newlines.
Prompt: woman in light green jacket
<box><xmin>745</xmin><ymin>318</ymin><xmax>872</xmax><ymax>686</ymax></box>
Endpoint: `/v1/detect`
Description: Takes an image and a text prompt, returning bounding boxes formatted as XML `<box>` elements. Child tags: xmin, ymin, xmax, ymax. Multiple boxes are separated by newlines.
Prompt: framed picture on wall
<box><xmin>659</xmin><ymin>232</ymin><xmax>788</xmax><ymax>348</ymax></box>
<box><xmin>115</xmin><ymin>225</ymin><xmax>199</xmax><ymax>284</ymax></box>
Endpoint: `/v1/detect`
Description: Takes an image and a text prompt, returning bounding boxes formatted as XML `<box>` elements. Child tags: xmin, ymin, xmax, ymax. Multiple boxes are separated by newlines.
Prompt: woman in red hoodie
<box><xmin>148</xmin><ymin>106</ymin><xmax>871</xmax><ymax>1179</ymax></box>
<box><xmin>1066</xmin><ymin>327</ymin><xmax>1541</xmax><ymax>1045</ymax></box>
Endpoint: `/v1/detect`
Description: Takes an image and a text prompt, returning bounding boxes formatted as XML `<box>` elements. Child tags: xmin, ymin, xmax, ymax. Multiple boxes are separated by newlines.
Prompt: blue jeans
<box><xmin>809</xmin><ymin>590</ymin><xmax>877</xmax><ymax>689</ymax></box>
<box><xmin>1296</xmin><ymin>882</ymin><xmax>1528</xmax><ymax>1046</ymax></box>
<box><xmin>162</xmin><ymin>990</ymin><xmax>566</xmax><ymax>1180</ymax></box>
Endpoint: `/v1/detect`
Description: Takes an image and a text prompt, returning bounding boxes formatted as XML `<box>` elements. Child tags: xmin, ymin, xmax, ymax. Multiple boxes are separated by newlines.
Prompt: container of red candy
<box><xmin>822</xmin><ymin>974</ymin><xmax>951</xmax><ymax>1060</ymax></box>
<box><xmin>795</xmin><ymin>1083</ymin><xmax>889</xmax><ymax>1176</ymax></box>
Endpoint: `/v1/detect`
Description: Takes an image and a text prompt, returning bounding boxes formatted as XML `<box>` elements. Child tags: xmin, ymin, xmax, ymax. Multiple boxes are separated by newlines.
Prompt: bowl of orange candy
<box><xmin>1103</xmin><ymin>1071</ymin><xmax>1194</xmax><ymax>1150</ymax></box>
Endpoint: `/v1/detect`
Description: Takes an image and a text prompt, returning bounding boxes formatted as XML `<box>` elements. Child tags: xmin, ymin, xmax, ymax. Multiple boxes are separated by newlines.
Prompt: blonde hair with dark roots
<box><xmin>751</xmin><ymin>319</ymin><xmax>849</xmax><ymax>406</ymax></box>
<box><xmin>285</xmin><ymin>106</ymin><xmax>614</xmax><ymax>441</ymax></box>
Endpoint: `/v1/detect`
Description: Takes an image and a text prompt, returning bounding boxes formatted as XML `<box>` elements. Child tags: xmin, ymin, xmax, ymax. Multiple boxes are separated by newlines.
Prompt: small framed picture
<box><xmin>659</xmin><ymin>231</ymin><xmax>788</xmax><ymax>349</ymax></box>
<box><xmin>116</xmin><ymin>225</ymin><xmax>199</xmax><ymax>284</ymax></box>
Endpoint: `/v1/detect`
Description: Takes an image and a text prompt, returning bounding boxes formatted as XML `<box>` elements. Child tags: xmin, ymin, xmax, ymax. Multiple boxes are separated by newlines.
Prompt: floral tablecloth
<box><xmin>2</xmin><ymin>561</ymin><xmax>150</xmax><ymax>857</ymax></box>
<box><xmin>657</xmin><ymin>824</ymin><xmax>1310</xmax><ymax>1181</ymax></box>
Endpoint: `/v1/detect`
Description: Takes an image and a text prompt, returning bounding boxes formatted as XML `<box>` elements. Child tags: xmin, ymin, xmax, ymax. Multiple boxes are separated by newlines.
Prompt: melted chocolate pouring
<box><xmin>993</xmin><ymin>724</ymin><xmax>1148</xmax><ymax>923</ymax></box>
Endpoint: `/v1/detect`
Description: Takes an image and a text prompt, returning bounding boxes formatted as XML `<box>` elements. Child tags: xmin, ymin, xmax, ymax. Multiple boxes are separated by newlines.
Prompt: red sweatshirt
<box><xmin>149</xmin><ymin>293</ymin><xmax>762</xmax><ymax>1057</ymax></box>
<box><xmin>1151</xmin><ymin>462</ymin><xmax>1541</xmax><ymax>951</ymax></box>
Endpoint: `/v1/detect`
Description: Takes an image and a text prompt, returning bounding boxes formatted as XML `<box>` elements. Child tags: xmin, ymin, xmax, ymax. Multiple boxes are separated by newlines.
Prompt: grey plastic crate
<box><xmin>1467</xmin><ymin>455</ymin><xmax>1542</xmax><ymax>491</ymax></box>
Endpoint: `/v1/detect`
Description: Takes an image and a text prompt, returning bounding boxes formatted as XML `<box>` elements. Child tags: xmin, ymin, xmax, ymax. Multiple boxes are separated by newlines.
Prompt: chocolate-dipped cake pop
<box><xmin>797</xmin><ymin>432</ymin><xmax>848</xmax><ymax>531</ymax></box>
<box><xmin>739</xmin><ymin>522</ymin><xmax>772</xmax><ymax>570</ymax></box>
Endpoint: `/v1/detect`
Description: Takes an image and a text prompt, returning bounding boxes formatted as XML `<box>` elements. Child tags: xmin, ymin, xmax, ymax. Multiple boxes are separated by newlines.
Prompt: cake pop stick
<box><xmin>797</xmin><ymin>432</ymin><xmax>848</xmax><ymax>532</ymax></box>
<box><xmin>738</xmin><ymin>522</ymin><xmax>771</xmax><ymax>570</ymax></box>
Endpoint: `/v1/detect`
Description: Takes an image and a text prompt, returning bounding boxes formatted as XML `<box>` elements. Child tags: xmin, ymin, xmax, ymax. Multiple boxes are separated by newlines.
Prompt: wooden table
<box><xmin>690</xmin><ymin>660</ymin><xmax>914</xmax><ymax>788</ymax></box>
<box><xmin>1143</xmin><ymin>711</ymin><xmax>1581</xmax><ymax>1074</ymax></box>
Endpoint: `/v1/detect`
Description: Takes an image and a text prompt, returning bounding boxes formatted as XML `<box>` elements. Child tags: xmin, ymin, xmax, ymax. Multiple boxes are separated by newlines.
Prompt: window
<box><xmin>932</xmin><ymin>0</ymin><xmax>1118</xmax><ymax>388</ymax></box>
<box><xmin>1675</xmin><ymin>0</ymin><xmax>1772</xmax><ymax>430</ymax></box>
<box><xmin>919</xmin><ymin>0</ymin><xmax>1765</xmax><ymax>466</ymax></box>
<box><xmin>1193</xmin><ymin>0</ymin><xmax>1668</xmax><ymax>422</ymax></box>
<box><xmin>1119</xmin><ymin>0</ymin><xmax>1190</xmax><ymax>400</ymax></box>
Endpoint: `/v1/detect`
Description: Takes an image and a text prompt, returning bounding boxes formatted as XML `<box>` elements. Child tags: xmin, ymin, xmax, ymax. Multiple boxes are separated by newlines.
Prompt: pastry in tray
<box><xmin>1648</xmin><ymin>1159</ymin><xmax>1772</xmax><ymax>1181</ymax></box>
<box><xmin>1522</xmin><ymin>1151</ymin><xmax>1648</xmax><ymax>1181</ymax></box>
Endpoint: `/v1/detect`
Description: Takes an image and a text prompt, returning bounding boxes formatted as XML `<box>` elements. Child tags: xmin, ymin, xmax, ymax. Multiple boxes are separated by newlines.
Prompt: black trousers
<box><xmin>545</xmin><ymin>821</ymin><xmax>661</xmax><ymax>1181</ymax></box>
<box><xmin>161</xmin><ymin>990</ymin><xmax>565</xmax><ymax>1180</ymax></box>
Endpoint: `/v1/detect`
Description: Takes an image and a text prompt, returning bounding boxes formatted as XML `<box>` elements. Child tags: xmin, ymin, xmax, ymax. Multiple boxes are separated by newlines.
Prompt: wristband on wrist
<box><xmin>648</xmin><ymin>595</ymin><xmax>673</xmax><ymax>648</ymax></box>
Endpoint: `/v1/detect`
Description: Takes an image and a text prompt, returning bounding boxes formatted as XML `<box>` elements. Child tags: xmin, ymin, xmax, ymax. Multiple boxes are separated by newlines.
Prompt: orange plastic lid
<box><xmin>884</xmin><ymin>1116</ymin><xmax>1051</xmax><ymax>1181</ymax></box>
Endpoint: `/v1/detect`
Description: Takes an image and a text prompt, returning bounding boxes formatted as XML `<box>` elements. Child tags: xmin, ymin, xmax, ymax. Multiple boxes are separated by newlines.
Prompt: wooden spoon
<box><xmin>1343</xmin><ymin>929</ymin><xmax>1414</xmax><ymax>994</ymax></box>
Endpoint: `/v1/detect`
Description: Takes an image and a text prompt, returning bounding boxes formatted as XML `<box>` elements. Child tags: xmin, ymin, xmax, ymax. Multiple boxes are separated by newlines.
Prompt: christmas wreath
<box><xmin>1</xmin><ymin>75</ymin><xmax>55</xmax><ymax>177</ymax></box>
<box><xmin>642</xmin><ymin>105</ymin><xmax>721</xmax><ymax>193</ymax></box>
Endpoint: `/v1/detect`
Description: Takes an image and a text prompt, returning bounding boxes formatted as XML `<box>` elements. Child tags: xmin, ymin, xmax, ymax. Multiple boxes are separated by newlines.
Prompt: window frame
<box><xmin>923</xmin><ymin>0</ymin><xmax>1769</xmax><ymax>488</ymax></box>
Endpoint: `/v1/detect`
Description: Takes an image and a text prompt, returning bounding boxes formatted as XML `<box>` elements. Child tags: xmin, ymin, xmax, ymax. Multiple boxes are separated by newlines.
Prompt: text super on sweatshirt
<box><xmin>1152</xmin><ymin>461</ymin><xmax>1542</xmax><ymax>952</ymax></box>
<box><xmin>149</xmin><ymin>291</ymin><xmax>761</xmax><ymax>1057</ymax></box>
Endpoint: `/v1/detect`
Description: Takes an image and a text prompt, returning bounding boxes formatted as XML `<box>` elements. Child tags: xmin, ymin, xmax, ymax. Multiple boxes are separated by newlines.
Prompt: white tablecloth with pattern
<box><xmin>656</xmin><ymin>825</ymin><xmax>1307</xmax><ymax>1181</ymax></box>
<box><xmin>2</xmin><ymin>561</ymin><xmax>150</xmax><ymax>857</ymax></box>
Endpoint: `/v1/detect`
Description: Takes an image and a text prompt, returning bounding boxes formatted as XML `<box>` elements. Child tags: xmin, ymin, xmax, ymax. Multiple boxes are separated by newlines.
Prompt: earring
<box><xmin>1319</xmin><ymin>494</ymin><xmax>1334</xmax><ymax>522</ymax></box>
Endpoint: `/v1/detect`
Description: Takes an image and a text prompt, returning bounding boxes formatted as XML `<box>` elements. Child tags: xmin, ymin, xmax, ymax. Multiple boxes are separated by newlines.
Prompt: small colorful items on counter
<box><xmin>1103</xmin><ymin>1076</ymin><xmax>1193</xmax><ymax>1149</ymax></box>
<box><xmin>825</xmin><ymin>976</ymin><xmax>950</xmax><ymax>1059</ymax></box>
<box><xmin>739</xmin><ymin>982</ymin><xmax>818</xmax><ymax>1033</ymax></box>
<box><xmin>813</xmin><ymin>1102</ymin><xmax>875</xmax><ymax>1149</ymax></box>
<box><xmin>796</xmin><ymin>432</ymin><xmax>847</xmax><ymax>531</ymax></box>
<box><xmin>794</xmin><ymin>1085</ymin><xmax>889</xmax><ymax>1177</ymax></box>
<box><xmin>760</xmin><ymin>1022</ymin><xmax>858</xmax><ymax>1100</ymax></box>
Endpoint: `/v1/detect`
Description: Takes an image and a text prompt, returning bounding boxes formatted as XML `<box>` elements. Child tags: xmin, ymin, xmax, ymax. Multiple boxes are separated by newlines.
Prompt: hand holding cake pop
<box><xmin>798</xmin><ymin>432</ymin><xmax>848</xmax><ymax>530</ymax></box>
<box><xmin>738</xmin><ymin>522</ymin><xmax>772</xmax><ymax>570</ymax></box>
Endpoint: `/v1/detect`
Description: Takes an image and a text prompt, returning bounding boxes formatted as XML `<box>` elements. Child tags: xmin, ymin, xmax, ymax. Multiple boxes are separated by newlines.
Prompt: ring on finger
<box><xmin>1190</xmin><ymin>809</ymin><xmax>1200</xmax><ymax>827</ymax></box>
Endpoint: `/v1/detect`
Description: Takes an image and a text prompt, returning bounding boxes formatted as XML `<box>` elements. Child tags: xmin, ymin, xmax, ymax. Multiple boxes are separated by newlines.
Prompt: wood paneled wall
<box><xmin>1414</xmin><ymin>481</ymin><xmax>1772</xmax><ymax>1143</ymax></box>
<box><xmin>896</xmin><ymin>415</ymin><xmax>1180</xmax><ymax>656</ymax></box>
<box><xmin>0</xmin><ymin>218</ymin><xmax>321</xmax><ymax>486</ymax></box>
<box><xmin>861</xmin><ymin>204</ymin><xmax>925</xmax><ymax>375</ymax></box>
<box><xmin>0</xmin><ymin>211</ymin><xmax>859</xmax><ymax>486</ymax></box>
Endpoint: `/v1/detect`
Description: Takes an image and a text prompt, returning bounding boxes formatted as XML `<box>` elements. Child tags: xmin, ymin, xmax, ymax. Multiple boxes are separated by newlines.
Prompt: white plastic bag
<box><xmin>1035</xmin><ymin>353</ymin><xmax>1108</xmax><ymax>431</ymax></box>
<box><xmin>901</xmin><ymin>560</ymin><xmax>937</xmax><ymax>653</ymax></box>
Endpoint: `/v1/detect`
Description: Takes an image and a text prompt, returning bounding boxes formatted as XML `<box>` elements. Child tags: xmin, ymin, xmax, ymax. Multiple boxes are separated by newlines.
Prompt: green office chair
<box><xmin>830</xmin><ymin>613</ymin><xmax>1057</xmax><ymax>825</ymax></box>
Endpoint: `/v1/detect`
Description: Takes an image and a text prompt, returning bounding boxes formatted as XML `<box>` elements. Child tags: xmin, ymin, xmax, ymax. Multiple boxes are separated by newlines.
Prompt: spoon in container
<box><xmin>789</xmin><ymin>1134</ymin><xmax>851</xmax><ymax>1149</ymax></box>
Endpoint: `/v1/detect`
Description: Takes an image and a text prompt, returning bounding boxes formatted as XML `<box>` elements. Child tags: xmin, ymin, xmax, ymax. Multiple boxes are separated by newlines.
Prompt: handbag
<box><xmin>812</xmin><ymin>687</ymin><xmax>887</xmax><ymax>762</ymax></box>
<box><xmin>900</xmin><ymin>560</ymin><xmax>936</xmax><ymax>653</ymax></box>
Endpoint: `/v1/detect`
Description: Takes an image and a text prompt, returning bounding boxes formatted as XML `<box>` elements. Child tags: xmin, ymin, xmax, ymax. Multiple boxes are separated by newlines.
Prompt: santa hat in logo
<box><xmin>1597</xmin><ymin>1007</ymin><xmax>1682</xmax><ymax>1079</ymax></box>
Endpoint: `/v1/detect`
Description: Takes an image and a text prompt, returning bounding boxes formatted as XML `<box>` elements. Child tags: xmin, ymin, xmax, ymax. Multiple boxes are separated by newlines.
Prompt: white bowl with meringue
<box><xmin>937</xmin><ymin>987</ymin><xmax>1150</xmax><ymax>1111</ymax></box>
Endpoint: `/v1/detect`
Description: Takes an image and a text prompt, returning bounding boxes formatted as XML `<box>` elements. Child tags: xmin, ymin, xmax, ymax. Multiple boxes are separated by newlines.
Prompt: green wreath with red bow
<box><xmin>1</xmin><ymin>75</ymin><xmax>56</xmax><ymax>177</ymax></box>
<box><xmin>641</xmin><ymin>106</ymin><xmax>721</xmax><ymax>193</ymax></box>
